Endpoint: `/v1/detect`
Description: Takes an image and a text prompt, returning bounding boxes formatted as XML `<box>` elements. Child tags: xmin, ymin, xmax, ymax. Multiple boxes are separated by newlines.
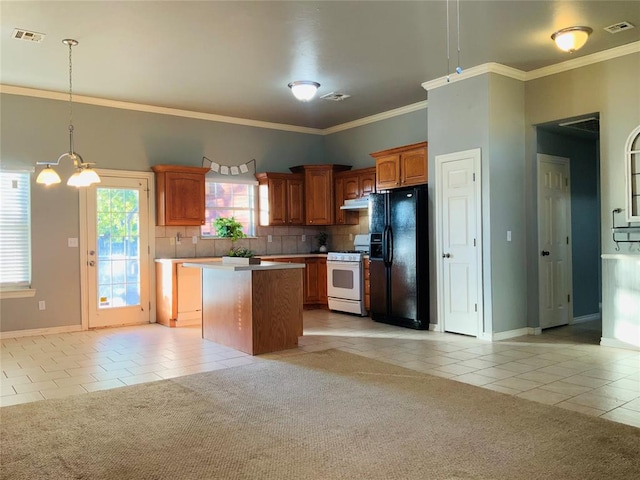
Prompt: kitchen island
<box><xmin>183</xmin><ymin>260</ymin><xmax>305</xmax><ymax>355</ymax></box>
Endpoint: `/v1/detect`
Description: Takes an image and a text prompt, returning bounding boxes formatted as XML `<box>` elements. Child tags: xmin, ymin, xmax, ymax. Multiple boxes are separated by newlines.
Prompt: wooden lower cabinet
<box><xmin>269</xmin><ymin>256</ymin><xmax>328</xmax><ymax>307</ymax></box>
<box><xmin>364</xmin><ymin>257</ymin><xmax>370</xmax><ymax>313</ymax></box>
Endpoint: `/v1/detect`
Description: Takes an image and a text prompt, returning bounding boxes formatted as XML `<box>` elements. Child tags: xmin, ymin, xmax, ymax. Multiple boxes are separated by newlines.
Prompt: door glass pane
<box><xmin>96</xmin><ymin>188</ymin><xmax>140</xmax><ymax>309</ymax></box>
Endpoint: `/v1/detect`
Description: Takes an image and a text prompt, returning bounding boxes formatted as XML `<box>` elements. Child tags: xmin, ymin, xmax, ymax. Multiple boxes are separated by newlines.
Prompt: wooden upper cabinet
<box><xmin>152</xmin><ymin>165</ymin><xmax>209</xmax><ymax>226</ymax></box>
<box><xmin>371</xmin><ymin>142</ymin><xmax>428</xmax><ymax>190</ymax></box>
<box><xmin>290</xmin><ymin>164</ymin><xmax>351</xmax><ymax>225</ymax></box>
<box><xmin>256</xmin><ymin>172</ymin><xmax>304</xmax><ymax>226</ymax></box>
<box><xmin>334</xmin><ymin>167</ymin><xmax>376</xmax><ymax>225</ymax></box>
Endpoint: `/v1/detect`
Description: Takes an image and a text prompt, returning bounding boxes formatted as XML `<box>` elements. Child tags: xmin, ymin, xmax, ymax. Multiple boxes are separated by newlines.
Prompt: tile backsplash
<box><xmin>155</xmin><ymin>211</ymin><xmax>370</xmax><ymax>258</ymax></box>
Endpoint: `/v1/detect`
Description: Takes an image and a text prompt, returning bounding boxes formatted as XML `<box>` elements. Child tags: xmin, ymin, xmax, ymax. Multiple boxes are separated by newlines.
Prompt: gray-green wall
<box><xmin>0</xmin><ymin>93</ymin><xmax>424</xmax><ymax>333</ymax></box>
<box><xmin>525</xmin><ymin>52</ymin><xmax>640</xmax><ymax>327</ymax></box>
<box><xmin>537</xmin><ymin>129</ymin><xmax>601</xmax><ymax>318</ymax></box>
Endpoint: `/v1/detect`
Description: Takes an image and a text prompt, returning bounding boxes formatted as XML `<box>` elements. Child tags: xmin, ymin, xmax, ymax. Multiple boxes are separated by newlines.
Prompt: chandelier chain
<box><xmin>68</xmin><ymin>40</ymin><xmax>73</xmax><ymax>128</ymax></box>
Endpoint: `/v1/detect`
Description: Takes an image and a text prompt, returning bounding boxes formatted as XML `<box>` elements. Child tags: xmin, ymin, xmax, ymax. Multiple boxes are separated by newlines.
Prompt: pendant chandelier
<box><xmin>36</xmin><ymin>39</ymin><xmax>100</xmax><ymax>187</ymax></box>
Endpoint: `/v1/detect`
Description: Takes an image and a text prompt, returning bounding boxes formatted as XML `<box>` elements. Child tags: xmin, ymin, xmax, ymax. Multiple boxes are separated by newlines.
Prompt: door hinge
<box><xmin>473</xmin><ymin>238</ymin><xmax>476</xmax><ymax>247</ymax></box>
<box><xmin>566</xmin><ymin>236</ymin><xmax>569</xmax><ymax>244</ymax></box>
<box><xmin>149</xmin><ymin>301</ymin><xmax>152</xmax><ymax>311</ymax></box>
<box><xmin>565</xmin><ymin>177</ymin><xmax>568</xmax><ymax>187</ymax></box>
<box><xmin>474</xmin><ymin>303</ymin><xmax>478</xmax><ymax>312</ymax></box>
<box><xmin>148</xmin><ymin>245</ymin><xmax>151</xmax><ymax>254</ymax></box>
<box><xmin>473</xmin><ymin>173</ymin><xmax>476</xmax><ymax>181</ymax></box>
<box><xmin>567</xmin><ymin>294</ymin><xmax>571</xmax><ymax>303</ymax></box>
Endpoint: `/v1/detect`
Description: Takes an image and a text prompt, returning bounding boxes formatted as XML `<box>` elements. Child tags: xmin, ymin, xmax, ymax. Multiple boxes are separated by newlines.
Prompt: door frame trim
<box><xmin>435</xmin><ymin>148</ymin><xmax>485</xmax><ymax>337</ymax></box>
<box><xmin>78</xmin><ymin>169</ymin><xmax>156</xmax><ymax>330</ymax></box>
<box><xmin>536</xmin><ymin>154</ymin><xmax>573</xmax><ymax>329</ymax></box>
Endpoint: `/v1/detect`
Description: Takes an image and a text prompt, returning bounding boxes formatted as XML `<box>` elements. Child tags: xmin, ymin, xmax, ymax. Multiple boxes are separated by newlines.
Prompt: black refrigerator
<box><xmin>369</xmin><ymin>185</ymin><xmax>429</xmax><ymax>329</ymax></box>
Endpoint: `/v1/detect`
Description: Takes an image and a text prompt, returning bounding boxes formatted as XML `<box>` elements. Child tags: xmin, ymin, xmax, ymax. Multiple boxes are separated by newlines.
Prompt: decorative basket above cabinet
<box><xmin>152</xmin><ymin>165</ymin><xmax>210</xmax><ymax>226</ymax></box>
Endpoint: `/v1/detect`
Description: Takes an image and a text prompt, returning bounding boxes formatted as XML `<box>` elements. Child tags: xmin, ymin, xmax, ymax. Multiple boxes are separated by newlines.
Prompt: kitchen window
<box><xmin>201</xmin><ymin>179</ymin><xmax>257</xmax><ymax>237</ymax></box>
<box><xmin>0</xmin><ymin>170</ymin><xmax>34</xmax><ymax>298</ymax></box>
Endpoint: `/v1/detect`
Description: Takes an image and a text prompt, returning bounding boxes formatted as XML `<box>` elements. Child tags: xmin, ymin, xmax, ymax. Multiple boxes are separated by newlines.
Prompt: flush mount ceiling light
<box><xmin>36</xmin><ymin>39</ymin><xmax>100</xmax><ymax>187</ymax></box>
<box><xmin>551</xmin><ymin>26</ymin><xmax>593</xmax><ymax>53</ymax></box>
<box><xmin>288</xmin><ymin>80</ymin><xmax>320</xmax><ymax>102</ymax></box>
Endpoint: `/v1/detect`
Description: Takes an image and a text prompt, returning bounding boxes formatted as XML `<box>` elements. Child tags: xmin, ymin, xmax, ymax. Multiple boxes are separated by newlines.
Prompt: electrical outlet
<box><xmin>301</xmin><ymin>234</ymin><xmax>306</xmax><ymax>242</ymax></box>
<box><xmin>169</xmin><ymin>237</ymin><xmax>175</xmax><ymax>246</ymax></box>
<box><xmin>507</xmin><ymin>231</ymin><xmax>512</xmax><ymax>242</ymax></box>
<box><xmin>268</xmin><ymin>235</ymin><xmax>273</xmax><ymax>243</ymax></box>
<box><xmin>192</xmin><ymin>236</ymin><xmax>198</xmax><ymax>244</ymax></box>
<box><xmin>349</xmin><ymin>233</ymin><xmax>353</xmax><ymax>241</ymax></box>
<box><xmin>38</xmin><ymin>301</ymin><xmax>46</xmax><ymax>311</ymax></box>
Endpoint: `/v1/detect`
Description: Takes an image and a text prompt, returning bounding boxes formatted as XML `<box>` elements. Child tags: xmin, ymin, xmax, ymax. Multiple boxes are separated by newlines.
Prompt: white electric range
<box><xmin>326</xmin><ymin>234</ymin><xmax>370</xmax><ymax>316</ymax></box>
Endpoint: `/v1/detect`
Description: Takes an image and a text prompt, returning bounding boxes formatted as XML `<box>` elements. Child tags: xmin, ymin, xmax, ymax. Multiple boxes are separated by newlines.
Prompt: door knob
<box><xmin>89</xmin><ymin>261</ymin><xmax>96</xmax><ymax>267</ymax></box>
<box><xmin>541</xmin><ymin>250</ymin><xmax>550</xmax><ymax>256</ymax></box>
<box><xmin>442</xmin><ymin>253</ymin><xmax>451</xmax><ymax>258</ymax></box>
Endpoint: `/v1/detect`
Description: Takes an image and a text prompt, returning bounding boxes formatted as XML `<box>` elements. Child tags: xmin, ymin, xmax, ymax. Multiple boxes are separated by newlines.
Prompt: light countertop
<box><xmin>182</xmin><ymin>260</ymin><xmax>305</xmax><ymax>271</ymax></box>
<box><xmin>155</xmin><ymin>253</ymin><xmax>328</xmax><ymax>264</ymax></box>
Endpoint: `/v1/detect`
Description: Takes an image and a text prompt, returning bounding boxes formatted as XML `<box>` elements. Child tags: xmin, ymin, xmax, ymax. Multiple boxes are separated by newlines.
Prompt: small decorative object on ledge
<box><xmin>316</xmin><ymin>231</ymin><xmax>329</xmax><ymax>252</ymax></box>
<box><xmin>223</xmin><ymin>245</ymin><xmax>261</xmax><ymax>265</ymax></box>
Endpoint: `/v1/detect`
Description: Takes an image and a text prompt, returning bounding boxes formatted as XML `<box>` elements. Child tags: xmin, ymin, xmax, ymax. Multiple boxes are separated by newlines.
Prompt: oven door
<box><xmin>327</xmin><ymin>260</ymin><xmax>362</xmax><ymax>301</ymax></box>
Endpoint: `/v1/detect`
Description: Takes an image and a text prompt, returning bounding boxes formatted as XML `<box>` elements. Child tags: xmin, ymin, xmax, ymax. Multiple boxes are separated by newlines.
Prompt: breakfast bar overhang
<box><xmin>183</xmin><ymin>260</ymin><xmax>305</xmax><ymax>355</ymax></box>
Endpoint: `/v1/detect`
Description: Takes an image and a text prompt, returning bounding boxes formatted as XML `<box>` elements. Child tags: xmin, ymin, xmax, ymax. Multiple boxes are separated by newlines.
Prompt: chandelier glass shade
<box><xmin>36</xmin><ymin>39</ymin><xmax>100</xmax><ymax>188</ymax></box>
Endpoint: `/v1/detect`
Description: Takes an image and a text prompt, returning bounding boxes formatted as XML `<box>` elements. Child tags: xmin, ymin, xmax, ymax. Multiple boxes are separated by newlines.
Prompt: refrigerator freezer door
<box><xmin>388</xmin><ymin>189</ymin><xmax>418</xmax><ymax>322</ymax></box>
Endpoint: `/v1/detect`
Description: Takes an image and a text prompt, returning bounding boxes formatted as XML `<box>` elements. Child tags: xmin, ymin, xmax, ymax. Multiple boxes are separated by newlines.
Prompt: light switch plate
<box><xmin>507</xmin><ymin>231</ymin><xmax>512</xmax><ymax>242</ymax></box>
<box><xmin>68</xmin><ymin>238</ymin><xmax>78</xmax><ymax>247</ymax></box>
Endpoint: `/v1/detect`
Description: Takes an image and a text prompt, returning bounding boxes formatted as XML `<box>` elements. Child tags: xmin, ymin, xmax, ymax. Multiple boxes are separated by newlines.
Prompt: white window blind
<box><xmin>0</xmin><ymin>171</ymin><xmax>31</xmax><ymax>288</ymax></box>
<box><xmin>201</xmin><ymin>178</ymin><xmax>257</xmax><ymax>237</ymax></box>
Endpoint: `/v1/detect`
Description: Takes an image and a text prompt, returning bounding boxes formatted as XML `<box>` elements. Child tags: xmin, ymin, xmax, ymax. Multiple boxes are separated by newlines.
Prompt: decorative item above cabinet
<box><xmin>151</xmin><ymin>165</ymin><xmax>210</xmax><ymax>226</ymax></box>
<box><xmin>290</xmin><ymin>164</ymin><xmax>352</xmax><ymax>225</ymax></box>
<box><xmin>371</xmin><ymin>141</ymin><xmax>428</xmax><ymax>190</ymax></box>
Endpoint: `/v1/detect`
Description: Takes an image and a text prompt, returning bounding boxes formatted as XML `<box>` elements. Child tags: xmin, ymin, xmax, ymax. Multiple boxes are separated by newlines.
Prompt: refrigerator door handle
<box><xmin>388</xmin><ymin>227</ymin><xmax>394</xmax><ymax>265</ymax></box>
<box><xmin>382</xmin><ymin>226</ymin><xmax>389</xmax><ymax>265</ymax></box>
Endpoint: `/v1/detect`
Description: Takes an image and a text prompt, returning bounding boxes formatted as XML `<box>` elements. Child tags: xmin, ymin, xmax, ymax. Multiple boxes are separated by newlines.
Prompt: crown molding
<box><xmin>322</xmin><ymin>100</ymin><xmax>428</xmax><ymax>135</ymax></box>
<box><xmin>0</xmin><ymin>85</ymin><xmax>324</xmax><ymax>136</ymax></box>
<box><xmin>422</xmin><ymin>41</ymin><xmax>640</xmax><ymax>91</ymax></box>
<box><xmin>525</xmin><ymin>40</ymin><xmax>640</xmax><ymax>81</ymax></box>
<box><xmin>421</xmin><ymin>63</ymin><xmax>526</xmax><ymax>91</ymax></box>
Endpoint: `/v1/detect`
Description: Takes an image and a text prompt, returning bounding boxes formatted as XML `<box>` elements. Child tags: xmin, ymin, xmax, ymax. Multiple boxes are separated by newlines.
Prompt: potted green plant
<box><xmin>316</xmin><ymin>231</ymin><xmax>329</xmax><ymax>252</ymax></box>
<box><xmin>224</xmin><ymin>245</ymin><xmax>261</xmax><ymax>264</ymax></box>
<box><xmin>213</xmin><ymin>216</ymin><xmax>247</xmax><ymax>242</ymax></box>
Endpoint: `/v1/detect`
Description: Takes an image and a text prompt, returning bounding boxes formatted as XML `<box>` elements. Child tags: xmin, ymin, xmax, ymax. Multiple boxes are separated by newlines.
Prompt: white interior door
<box><xmin>85</xmin><ymin>176</ymin><xmax>151</xmax><ymax>328</ymax></box>
<box><xmin>436</xmin><ymin>149</ymin><xmax>483</xmax><ymax>337</ymax></box>
<box><xmin>537</xmin><ymin>154</ymin><xmax>572</xmax><ymax>329</ymax></box>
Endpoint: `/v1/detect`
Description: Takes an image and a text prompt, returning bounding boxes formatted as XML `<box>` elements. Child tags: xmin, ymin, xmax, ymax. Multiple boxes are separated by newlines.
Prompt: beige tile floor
<box><xmin>2</xmin><ymin>310</ymin><xmax>639</xmax><ymax>429</ymax></box>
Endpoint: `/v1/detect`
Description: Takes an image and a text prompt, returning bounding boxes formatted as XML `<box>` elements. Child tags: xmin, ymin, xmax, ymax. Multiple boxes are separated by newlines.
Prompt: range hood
<box><xmin>340</xmin><ymin>198</ymin><xmax>370</xmax><ymax>210</ymax></box>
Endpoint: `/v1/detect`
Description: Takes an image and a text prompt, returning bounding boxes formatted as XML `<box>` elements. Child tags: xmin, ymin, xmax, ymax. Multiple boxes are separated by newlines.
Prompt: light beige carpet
<box><xmin>1</xmin><ymin>349</ymin><xmax>639</xmax><ymax>479</ymax></box>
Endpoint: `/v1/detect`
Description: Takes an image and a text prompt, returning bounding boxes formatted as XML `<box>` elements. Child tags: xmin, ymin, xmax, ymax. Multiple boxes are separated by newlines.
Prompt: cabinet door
<box><xmin>287</xmin><ymin>176</ymin><xmax>305</xmax><ymax>225</ymax></box>
<box><xmin>334</xmin><ymin>176</ymin><xmax>358</xmax><ymax>225</ymax></box>
<box><xmin>359</xmin><ymin>169</ymin><xmax>376</xmax><ymax>197</ymax></box>
<box><xmin>317</xmin><ymin>258</ymin><xmax>328</xmax><ymax>305</ymax></box>
<box><xmin>304</xmin><ymin>258</ymin><xmax>320</xmax><ymax>303</ymax></box>
<box><xmin>176</xmin><ymin>264</ymin><xmax>202</xmax><ymax>323</ymax></box>
<box><xmin>375</xmin><ymin>154</ymin><xmax>400</xmax><ymax>190</ymax></box>
<box><xmin>268</xmin><ymin>177</ymin><xmax>288</xmax><ymax>225</ymax></box>
<box><xmin>163</xmin><ymin>172</ymin><xmax>206</xmax><ymax>226</ymax></box>
<box><xmin>363</xmin><ymin>257</ymin><xmax>370</xmax><ymax>312</ymax></box>
<box><xmin>400</xmin><ymin>147</ymin><xmax>428</xmax><ymax>186</ymax></box>
<box><xmin>305</xmin><ymin>169</ymin><xmax>334</xmax><ymax>225</ymax></box>
<box><xmin>343</xmin><ymin>174</ymin><xmax>359</xmax><ymax>200</ymax></box>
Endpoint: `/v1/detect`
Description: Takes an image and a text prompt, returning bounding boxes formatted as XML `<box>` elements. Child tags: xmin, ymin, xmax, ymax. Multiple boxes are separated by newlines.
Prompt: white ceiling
<box><xmin>1</xmin><ymin>1</ymin><xmax>639</xmax><ymax>129</ymax></box>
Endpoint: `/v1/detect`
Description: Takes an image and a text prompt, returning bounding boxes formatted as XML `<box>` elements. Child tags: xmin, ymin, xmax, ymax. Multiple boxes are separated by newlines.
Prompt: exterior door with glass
<box><xmin>85</xmin><ymin>176</ymin><xmax>150</xmax><ymax>328</ymax></box>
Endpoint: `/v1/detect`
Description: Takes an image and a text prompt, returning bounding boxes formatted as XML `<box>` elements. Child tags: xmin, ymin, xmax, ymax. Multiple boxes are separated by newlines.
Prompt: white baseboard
<box><xmin>428</xmin><ymin>323</ymin><xmax>441</xmax><ymax>332</ymax></box>
<box><xmin>0</xmin><ymin>324</ymin><xmax>83</xmax><ymax>339</ymax></box>
<box><xmin>489</xmin><ymin>328</ymin><xmax>530</xmax><ymax>341</ymax></box>
<box><xmin>572</xmin><ymin>313</ymin><xmax>601</xmax><ymax>324</ymax></box>
<box><xmin>600</xmin><ymin>337</ymin><xmax>640</xmax><ymax>351</ymax></box>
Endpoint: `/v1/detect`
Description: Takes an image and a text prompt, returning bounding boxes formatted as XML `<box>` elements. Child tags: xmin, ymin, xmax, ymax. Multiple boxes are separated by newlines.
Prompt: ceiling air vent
<box><xmin>604</xmin><ymin>22</ymin><xmax>635</xmax><ymax>34</ymax></box>
<box><xmin>320</xmin><ymin>92</ymin><xmax>351</xmax><ymax>102</ymax></box>
<box><xmin>12</xmin><ymin>28</ymin><xmax>46</xmax><ymax>43</ymax></box>
<box><xmin>559</xmin><ymin>117</ymin><xmax>599</xmax><ymax>133</ymax></box>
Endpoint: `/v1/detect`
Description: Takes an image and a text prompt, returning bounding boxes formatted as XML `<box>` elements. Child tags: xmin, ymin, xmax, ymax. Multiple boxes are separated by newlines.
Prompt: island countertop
<box><xmin>183</xmin><ymin>260</ymin><xmax>305</xmax><ymax>272</ymax></box>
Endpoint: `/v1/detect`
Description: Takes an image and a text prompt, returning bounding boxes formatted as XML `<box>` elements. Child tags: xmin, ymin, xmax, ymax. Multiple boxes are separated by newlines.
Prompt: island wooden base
<box><xmin>202</xmin><ymin>267</ymin><xmax>303</xmax><ymax>355</ymax></box>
